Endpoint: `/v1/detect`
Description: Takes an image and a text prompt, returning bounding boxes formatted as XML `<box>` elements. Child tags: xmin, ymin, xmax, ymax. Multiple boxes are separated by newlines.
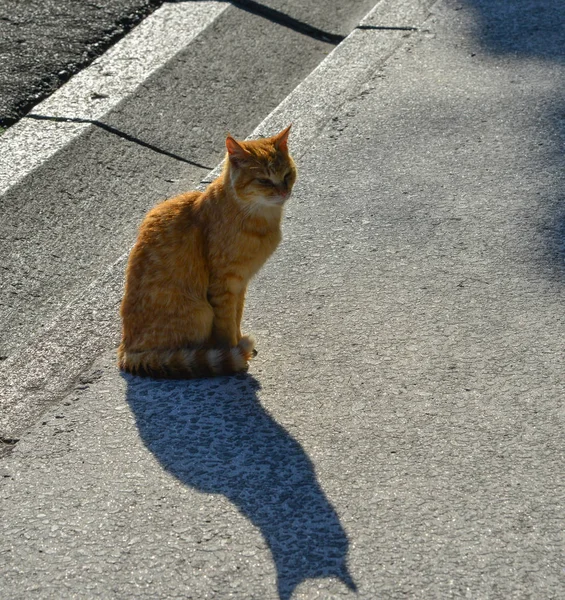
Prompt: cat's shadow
<box><xmin>123</xmin><ymin>372</ymin><xmax>356</xmax><ymax>600</ymax></box>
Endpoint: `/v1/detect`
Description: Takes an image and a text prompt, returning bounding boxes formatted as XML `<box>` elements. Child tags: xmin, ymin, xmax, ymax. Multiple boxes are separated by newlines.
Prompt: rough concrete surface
<box><xmin>1</xmin><ymin>0</ymin><xmax>564</xmax><ymax>598</ymax></box>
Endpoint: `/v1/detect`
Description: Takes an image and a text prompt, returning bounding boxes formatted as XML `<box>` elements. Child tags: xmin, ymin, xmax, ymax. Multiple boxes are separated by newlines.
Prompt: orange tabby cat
<box><xmin>118</xmin><ymin>126</ymin><xmax>296</xmax><ymax>378</ymax></box>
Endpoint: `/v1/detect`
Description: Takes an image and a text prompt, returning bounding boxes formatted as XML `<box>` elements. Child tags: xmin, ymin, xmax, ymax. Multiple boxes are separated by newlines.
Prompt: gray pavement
<box><xmin>1</xmin><ymin>0</ymin><xmax>564</xmax><ymax>598</ymax></box>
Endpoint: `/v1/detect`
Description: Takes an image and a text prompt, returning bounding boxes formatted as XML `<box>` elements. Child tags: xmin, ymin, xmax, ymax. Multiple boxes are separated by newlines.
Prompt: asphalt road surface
<box><xmin>0</xmin><ymin>0</ymin><xmax>164</xmax><ymax>126</ymax></box>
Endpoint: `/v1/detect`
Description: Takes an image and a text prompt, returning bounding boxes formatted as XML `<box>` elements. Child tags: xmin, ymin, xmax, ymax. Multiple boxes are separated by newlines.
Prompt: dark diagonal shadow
<box><xmin>25</xmin><ymin>113</ymin><xmax>213</xmax><ymax>170</ymax></box>
<box><xmin>123</xmin><ymin>372</ymin><xmax>356</xmax><ymax>599</ymax></box>
<box><xmin>171</xmin><ymin>0</ymin><xmax>344</xmax><ymax>44</ymax></box>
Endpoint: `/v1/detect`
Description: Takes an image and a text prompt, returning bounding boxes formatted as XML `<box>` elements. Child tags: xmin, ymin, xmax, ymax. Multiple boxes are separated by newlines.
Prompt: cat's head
<box><xmin>225</xmin><ymin>126</ymin><xmax>297</xmax><ymax>208</ymax></box>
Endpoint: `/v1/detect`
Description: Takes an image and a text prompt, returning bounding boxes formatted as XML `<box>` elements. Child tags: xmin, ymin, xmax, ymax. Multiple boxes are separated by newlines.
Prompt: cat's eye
<box><xmin>284</xmin><ymin>172</ymin><xmax>291</xmax><ymax>182</ymax></box>
<box><xmin>257</xmin><ymin>178</ymin><xmax>273</xmax><ymax>186</ymax></box>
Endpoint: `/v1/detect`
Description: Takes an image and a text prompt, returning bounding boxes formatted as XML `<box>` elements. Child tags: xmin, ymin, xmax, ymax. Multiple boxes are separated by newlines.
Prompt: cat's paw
<box><xmin>238</xmin><ymin>335</ymin><xmax>256</xmax><ymax>359</ymax></box>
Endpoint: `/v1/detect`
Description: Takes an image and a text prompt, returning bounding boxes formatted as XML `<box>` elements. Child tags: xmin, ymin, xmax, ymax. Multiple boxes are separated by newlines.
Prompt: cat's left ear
<box><xmin>226</xmin><ymin>135</ymin><xmax>250</xmax><ymax>167</ymax></box>
<box><xmin>273</xmin><ymin>124</ymin><xmax>292</xmax><ymax>152</ymax></box>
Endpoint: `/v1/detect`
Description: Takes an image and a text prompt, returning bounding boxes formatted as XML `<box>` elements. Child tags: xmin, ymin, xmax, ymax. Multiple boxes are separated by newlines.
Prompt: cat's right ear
<box><xmin>226</xmin><ymin>135</ymin><xmax>249</xmax><ymax>167</ymax></box>
<box><xmin>273</xmin><ymin>124</ymin><xmax>292</xmax><ymax>153</ymax></box>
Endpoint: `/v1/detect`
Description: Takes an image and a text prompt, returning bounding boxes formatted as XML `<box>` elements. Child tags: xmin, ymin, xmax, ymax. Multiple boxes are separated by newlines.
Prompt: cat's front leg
<box><xmin>235</xmin><ymin>288</ymin><xmax>247</xmax><ymax>341</ymax></box>
<box><xmin>208</xmin><ymin>283</ymin><xmax>239</xmax><ymax>347</ymax></box>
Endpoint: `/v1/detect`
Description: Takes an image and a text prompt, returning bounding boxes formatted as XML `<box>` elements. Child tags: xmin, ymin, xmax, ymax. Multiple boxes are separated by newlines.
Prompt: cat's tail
<box><xmin>117</xmin><ymin>336</ymin><xmax>256</xmax><ymax>379</ymax></box>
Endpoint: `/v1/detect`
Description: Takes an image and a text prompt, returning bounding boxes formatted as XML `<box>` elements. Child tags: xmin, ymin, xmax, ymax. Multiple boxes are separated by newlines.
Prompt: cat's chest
<box><xmin>234</xmin><ymin>228</ymin><xmax>281</xmax><ymax>275</ymax></box>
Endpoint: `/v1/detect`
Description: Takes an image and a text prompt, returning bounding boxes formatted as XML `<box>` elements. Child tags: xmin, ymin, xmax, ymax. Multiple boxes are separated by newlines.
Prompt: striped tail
<box><xmin>117</xmin><ymin>336</ymin><xmax>256</xmax><ymax>379</ymax></box>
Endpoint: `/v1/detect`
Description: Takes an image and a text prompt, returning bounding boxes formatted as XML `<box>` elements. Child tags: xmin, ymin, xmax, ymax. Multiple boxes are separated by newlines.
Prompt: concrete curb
<box><xmin>0</xmin><ymin>0</ymin><xmax>438</xmax><ymax>437</ymax></box>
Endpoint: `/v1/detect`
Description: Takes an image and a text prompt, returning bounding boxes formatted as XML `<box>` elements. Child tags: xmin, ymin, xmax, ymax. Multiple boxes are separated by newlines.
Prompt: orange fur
<box><xmin>118</xmin><ymin>126</ymin><xmax>296</xmax><ymax>378</ymax></box>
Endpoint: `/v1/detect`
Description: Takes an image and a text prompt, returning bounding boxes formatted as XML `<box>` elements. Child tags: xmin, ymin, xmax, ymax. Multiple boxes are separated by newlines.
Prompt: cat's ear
<box><xmin>226</xmin><ymin>135</ymin><xmax>250</xmax><ymax>167</ymax></box>
<box><xmin>273</xmin><ymin>124</ymin><xmax>292</xmax><ymax>152</ymax></box>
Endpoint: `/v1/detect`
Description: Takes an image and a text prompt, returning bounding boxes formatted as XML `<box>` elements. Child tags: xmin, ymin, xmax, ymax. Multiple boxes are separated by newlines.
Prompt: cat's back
<box><xmin>125</xmin><ymin>189</ymin><xmax>206</xmax><ymax>288</ymax></box>
<box><xmin>128</xmin><ymin>190</ymin><xmax>204</xmax><ymax>266</ymax></box>
<box><xmin>133</xmin><ymin>190</ymin><xmax>204</xmax><ymax>247</ymax></box>
<box><xmin>142</xmin><ymin>190</ymin><xmax>202</xmax><ymax>230</ymax></box>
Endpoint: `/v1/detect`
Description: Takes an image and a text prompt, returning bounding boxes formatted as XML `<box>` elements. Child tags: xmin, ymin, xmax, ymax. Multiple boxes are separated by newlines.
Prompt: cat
<box><xmin>117</xmin><ymin>126</ymin><xmax>296</xmax><ymax>378</ymax></box>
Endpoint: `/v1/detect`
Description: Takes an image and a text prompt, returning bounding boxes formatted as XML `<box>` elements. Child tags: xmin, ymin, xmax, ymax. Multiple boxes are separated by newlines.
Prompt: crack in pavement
<box><xmin>356</xmin><ymin>24</ymin><xmax>419</xmax><ymax>32</ymax></box>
